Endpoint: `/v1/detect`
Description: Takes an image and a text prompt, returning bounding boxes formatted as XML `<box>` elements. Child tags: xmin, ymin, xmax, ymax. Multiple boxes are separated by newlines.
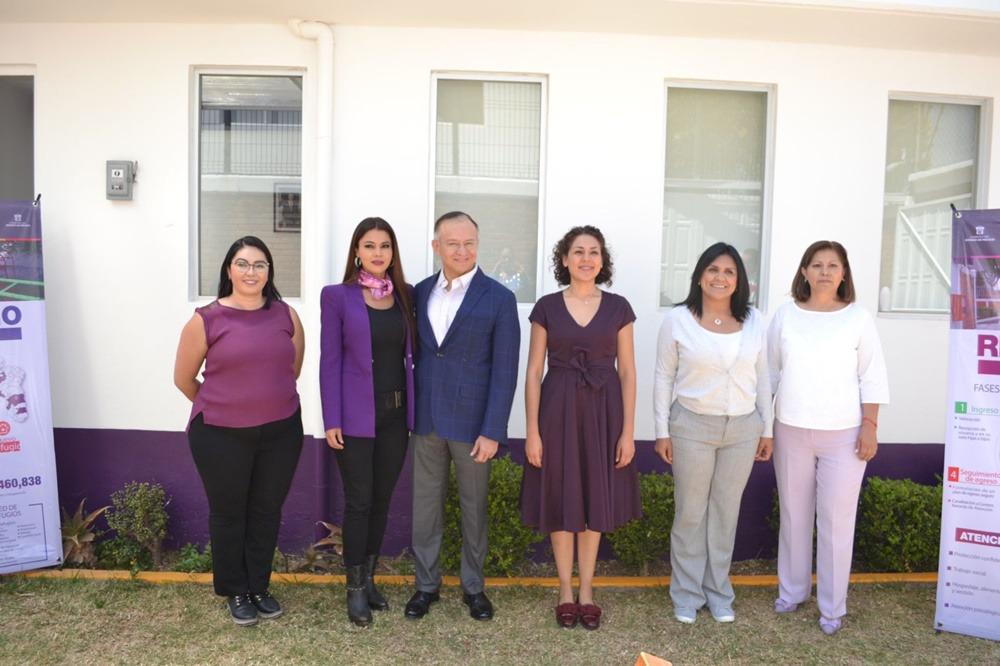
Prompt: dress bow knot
<box><xmin>567</xmin><ymin>347</ymin><xmax>609</xmax><ymax>390</ymax></box>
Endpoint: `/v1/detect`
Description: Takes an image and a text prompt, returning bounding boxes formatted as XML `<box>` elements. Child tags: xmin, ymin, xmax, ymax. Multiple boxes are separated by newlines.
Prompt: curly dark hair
<box><xmin>552</xmin><ymin>226</ymin><xmax>614</xmax><ymax>286</ymax></box>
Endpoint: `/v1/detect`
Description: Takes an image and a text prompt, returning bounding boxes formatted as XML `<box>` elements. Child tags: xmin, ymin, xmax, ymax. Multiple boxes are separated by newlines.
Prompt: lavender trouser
<box><xmin>774</xmin><ymin>420</ymin><xmax>866</xmax><ymax>620</ymax></box>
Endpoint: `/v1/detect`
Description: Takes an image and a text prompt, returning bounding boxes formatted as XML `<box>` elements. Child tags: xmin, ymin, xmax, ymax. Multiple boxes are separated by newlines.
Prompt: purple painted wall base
<box><xmin>53</xmin><ymin>428</ymin><xmax>944</xmax><ymax>561</ymax></box>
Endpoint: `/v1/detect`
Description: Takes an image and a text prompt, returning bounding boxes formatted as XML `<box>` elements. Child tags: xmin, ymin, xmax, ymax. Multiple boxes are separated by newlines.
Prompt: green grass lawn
<box><xmin>0</xmin><ymin>578</ymin><xmax>997</xmax><ymax>665</ymax></box>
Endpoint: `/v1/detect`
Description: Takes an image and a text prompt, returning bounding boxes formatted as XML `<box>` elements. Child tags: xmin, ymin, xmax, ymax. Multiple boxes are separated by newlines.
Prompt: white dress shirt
<box><xmin>428</xmin><ymin>266</ymin><xmax>478</xmax><ymax>346</ymax></box>
<box><xmin>654</xmin><ymin>306</ymin><xmax>773</xmax><ymax>438</ymax></box>
<box><xmin>767</xmin><ymin>301</ymin><xmax>889</xmax><ymax>430</ymax></box>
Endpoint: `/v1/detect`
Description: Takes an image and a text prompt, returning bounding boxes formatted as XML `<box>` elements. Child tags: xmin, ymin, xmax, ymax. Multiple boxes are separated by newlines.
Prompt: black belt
<box><xmin>377</xmin><ymin>390</ymin><xmax>405</xmax><ymax>410</ymax></box>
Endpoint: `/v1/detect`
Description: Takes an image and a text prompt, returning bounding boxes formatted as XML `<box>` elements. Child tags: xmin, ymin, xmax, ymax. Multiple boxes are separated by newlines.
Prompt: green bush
<box><xmin>441</xmin><ymin>455</ymin><xmax>544</xmax><ymax>576</ymax></box>
<box><xmin>173</xmin><ymin>542</ymin><xmax>212</xmax><ymax>573</ymax></box>
<box><xmin>855</xmin><ymin>476</ymin><xmax>942</xmax><ymax>573</ymax></box>
<box><xmin>607</xmin><ymin>472</ymin><xmax>675</xmax><ymax>575</ymax></box>
<box><xmin>95</xmin><ymin>535</ymin><xmax>152</xmax><ymax>572</ymax></box>
<box><xmin>105</xmin><ymin>482</ymin><xmax>170</xmax><ymax>569</ymax></box>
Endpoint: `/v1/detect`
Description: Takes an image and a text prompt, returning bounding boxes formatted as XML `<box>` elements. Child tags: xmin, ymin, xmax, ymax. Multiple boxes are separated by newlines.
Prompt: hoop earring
<box><xmin>354</xmin><ymin>256</ymin><xmax>361</xmax><ymax>269</ymax></box>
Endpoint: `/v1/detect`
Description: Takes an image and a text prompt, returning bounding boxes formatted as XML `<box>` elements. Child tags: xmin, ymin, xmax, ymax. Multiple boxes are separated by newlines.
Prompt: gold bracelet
<box><xmin>862</xmin><ymin>416</ymin><xmax>878</xmax><ymax>429</ymax></box>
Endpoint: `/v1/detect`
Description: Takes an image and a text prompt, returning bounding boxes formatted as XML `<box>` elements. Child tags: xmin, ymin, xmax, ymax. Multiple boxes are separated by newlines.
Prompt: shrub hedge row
<box><xmin>441</xmin><ymin>458</ymin><xmax>943</xmax><ymax>576</ymax></box>
<box><xmin>74</xmin><ymin>458</ymin><xmax>943</xmax><ymax>575</ymax></box>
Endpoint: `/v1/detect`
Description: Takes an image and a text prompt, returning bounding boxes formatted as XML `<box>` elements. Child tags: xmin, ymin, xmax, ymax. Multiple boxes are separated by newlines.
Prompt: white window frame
<box><xmin>0</xmin><ymin>66</ymin><xmax>36</xmax><ymax>200</ymax></box>
<box><xmin>188</xmin><ymin>66</ymin><xmax>307</xmax><ymax>302</ymax></box>
<box><xmin>427</xmin><ymin>71</ymin><xmax>548</xmax><ymax>304</ymax></box>
<box><xmin>878</xmin><ymin>91</ymin><xmax>993</xmax><ymax>318</ymax></box>
<box><xmin>0</xmin><ymin>65</ymin><xmax>35</xmax><ymax>75</ymax></box>
<box><xmin>657</xmin><ymin>80</ymin><xmax>777</xmax><ymax>313</ymax></box>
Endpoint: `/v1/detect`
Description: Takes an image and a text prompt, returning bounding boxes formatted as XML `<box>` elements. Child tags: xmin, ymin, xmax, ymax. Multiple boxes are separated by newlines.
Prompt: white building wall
<box><xmin>0</xmin><ymin>24</ymin><xmax>319</xmax><ymax>431</ymax></box>
<box><xmin>0</xmin><ymin>22</ymin><xmax>997</xmax><ymax>443</ymax></box>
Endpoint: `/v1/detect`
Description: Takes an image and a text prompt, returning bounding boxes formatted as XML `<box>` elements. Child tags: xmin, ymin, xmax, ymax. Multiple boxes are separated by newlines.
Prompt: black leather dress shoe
<box><xmin>462</xmin><ymin>591</ymin><xmax>494</xmax><ymax>621</ymax></box>
<box><xmin>404</xmin><ymin>590</ymin><xmax>440</xmax><ymax>619</ymax></box>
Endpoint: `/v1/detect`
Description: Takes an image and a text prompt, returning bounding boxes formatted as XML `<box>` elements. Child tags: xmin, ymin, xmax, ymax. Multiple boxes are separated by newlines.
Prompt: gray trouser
<box><xmin>411</xmin><ymin>432</ymin><xmax>491</xmax><ymax>594</ymax></box>
<box><xmin>668</xmin><ymin>402</ymin><xmax>762</xmax><ymax>613</ymax></box>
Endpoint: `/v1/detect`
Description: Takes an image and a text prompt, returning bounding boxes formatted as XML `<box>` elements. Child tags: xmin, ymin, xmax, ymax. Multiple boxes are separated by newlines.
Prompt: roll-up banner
<box><xmin>0</xmin><ymin>200</ymin><xmax>60</xmax><ymax>574</ymax></box>
<box><xmin>935</xmin><ymin>208</ymin><xmax>1000</xmax><ymax>641</ymax></box>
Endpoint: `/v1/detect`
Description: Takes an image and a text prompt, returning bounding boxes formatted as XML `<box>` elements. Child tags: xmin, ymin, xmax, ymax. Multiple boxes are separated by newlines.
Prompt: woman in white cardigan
<box><xmin>654</xmin><ymin>242</ymin><xmax>773</xmax><ymax>625</ymax></box>
<box><xmin>767</xmin><ymin>240</ymin><xmax>889</xmax><ymax>636</ymax></box>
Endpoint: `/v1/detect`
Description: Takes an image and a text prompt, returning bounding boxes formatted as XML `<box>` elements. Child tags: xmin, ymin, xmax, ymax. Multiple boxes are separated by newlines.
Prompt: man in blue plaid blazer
<box><xmin>405</xmin><ymin>211</ymin><xmax>521</xmax><ymax>622</ymax></box>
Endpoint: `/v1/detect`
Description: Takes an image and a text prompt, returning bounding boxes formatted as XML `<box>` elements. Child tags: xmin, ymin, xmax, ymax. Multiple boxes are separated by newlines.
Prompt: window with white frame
<box><xmin>660</xmin><ymin>85</ymin><xmax>771</xmax><ymax>307</ymax></box>
<box><xmin>879</xmin><ymin>97</ymin><xmax>985</xmax><ymax>313</ymax></box>
<box><xmin>0</xmin><ymin>75</ymin><xmax>33</xmax><ymax>201</ymax></box>
<box><xmin>197</xmin><ymin>73</ymin><xmax>303</xmax><ymax>297</ymax></box>
<box><xmin>433</xmin><ymin>75</ymin><xmax>544</xmax><ymax>303</ymax></box>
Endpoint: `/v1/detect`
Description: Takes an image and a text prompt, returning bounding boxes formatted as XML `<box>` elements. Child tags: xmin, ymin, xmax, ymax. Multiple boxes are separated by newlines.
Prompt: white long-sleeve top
<box><xmin>654</xmin><ymin>306</ymin><xmax>773</xmax><ymax>438</ymax></box>
<box><xmin>767</xmin><ymin>301</ymin><xmax>890</xmax><ymax>431</ymax></box>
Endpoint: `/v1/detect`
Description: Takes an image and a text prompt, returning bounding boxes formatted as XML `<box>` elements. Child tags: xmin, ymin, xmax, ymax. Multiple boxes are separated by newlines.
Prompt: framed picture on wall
<box><xmin>273</xmin><ymin>182</ymin><xmax>301</xmax><ymax>233</ymax></box>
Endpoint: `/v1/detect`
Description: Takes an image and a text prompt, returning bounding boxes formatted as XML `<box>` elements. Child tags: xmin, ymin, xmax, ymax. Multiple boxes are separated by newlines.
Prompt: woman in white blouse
<box><xmin>767</xmin><ymin>240</ymin><xmax>889</xmax><ymax>636</ymax></box>
<box><xmin>654</xmin><ymin>242</ymin><xmax>773</xmax><ymax>625</ymax></box>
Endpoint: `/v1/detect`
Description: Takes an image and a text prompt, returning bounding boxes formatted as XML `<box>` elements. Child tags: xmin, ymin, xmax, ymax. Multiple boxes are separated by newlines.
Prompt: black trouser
<box><xmin>335</xmin><ymin>394</ymin><xmax>409</xmax><ymax>567</ymax></box>
<box><xmin>188</xmin><ymin>409</ymin><xmax>303</xmax><ymax>596</ymax></box>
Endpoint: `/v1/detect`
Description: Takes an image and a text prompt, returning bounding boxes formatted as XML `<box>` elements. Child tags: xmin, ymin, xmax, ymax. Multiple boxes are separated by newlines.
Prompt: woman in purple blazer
<box><xmin>320</xmin><ymin>217</ymin><xmax>415</xmax><ymax>627</ymax></box>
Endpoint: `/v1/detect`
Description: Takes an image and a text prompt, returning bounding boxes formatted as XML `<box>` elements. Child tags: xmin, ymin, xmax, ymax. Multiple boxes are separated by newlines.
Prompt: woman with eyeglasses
<box><xmin>320</xmin><ymin>217</ymin><xmax>416</xmax><ymax>627</ymax></box>
<box><xmin>174</xmin><ymin>236</ymin><xmax>305</xmax><ymax>627</ymax></box>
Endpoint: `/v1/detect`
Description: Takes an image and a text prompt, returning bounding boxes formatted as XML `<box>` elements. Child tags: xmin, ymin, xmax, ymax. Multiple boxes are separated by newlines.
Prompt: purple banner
<box><xmin>0</xmin><ymin>199</ymin><xmax>59</xmax><ymax>574</ymax></box>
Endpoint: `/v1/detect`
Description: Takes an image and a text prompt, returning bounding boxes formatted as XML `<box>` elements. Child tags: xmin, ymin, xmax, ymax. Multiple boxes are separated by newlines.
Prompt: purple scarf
<box><xmin>358</xmin><ymin>269</ymin><xmax>394</xmax><ymax>299</ymax></box>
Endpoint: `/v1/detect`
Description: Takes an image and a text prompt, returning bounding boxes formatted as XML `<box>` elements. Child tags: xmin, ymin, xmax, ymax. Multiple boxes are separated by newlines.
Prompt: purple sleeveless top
<box><xmin>189</xmin><ymin>300</ymin><xmax>300</xmax><ymax>429</ymax></box>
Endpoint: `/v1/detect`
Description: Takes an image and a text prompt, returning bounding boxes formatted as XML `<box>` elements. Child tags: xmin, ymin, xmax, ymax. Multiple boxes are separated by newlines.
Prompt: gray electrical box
<box><xmin>106</xmin><ymin>160</ymin><xmax>137</xmax><ymax>200</ymax></box>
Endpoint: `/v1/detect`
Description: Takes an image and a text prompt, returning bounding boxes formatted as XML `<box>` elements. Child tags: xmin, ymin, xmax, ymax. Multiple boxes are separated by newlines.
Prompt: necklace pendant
<box><xmin>713</xmin><ymin>318</ymin><xmax>723</xmax><ymax>326</ymax></box>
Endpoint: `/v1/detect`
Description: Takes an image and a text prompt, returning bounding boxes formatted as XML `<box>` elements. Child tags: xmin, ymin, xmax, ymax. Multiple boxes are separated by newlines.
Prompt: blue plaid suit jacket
<box><xmin>413</xmin><ymin>268</ymin><xmax>521</xmax><ymax>444</ymax></box>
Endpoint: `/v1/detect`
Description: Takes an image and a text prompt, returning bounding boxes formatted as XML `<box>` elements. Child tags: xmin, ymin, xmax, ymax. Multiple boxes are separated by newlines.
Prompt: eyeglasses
<box><xmin>232</xmin><ymin>259</ymin><xmax>270</xmax><ymax>274</ymax></box>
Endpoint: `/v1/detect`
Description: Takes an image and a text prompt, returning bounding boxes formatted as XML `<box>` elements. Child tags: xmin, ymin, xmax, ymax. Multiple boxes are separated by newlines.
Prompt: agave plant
<box><xmin>299</xmin><ymin>545</ymin><xmax>333</xmax><ymax>573</ymax></box>
<box><xmin>61</xmin><ymin>499</ymin><xmax>110</xmax><ymax>567</ymax></box>
<box><xmin>311</xmin><ymin>520</ymin><xmax>344</xmax><ymax>555</ymax></box>
<box><xmin>299</xmin><ymin>520</ymin><xmax>345</xmax><ymax>572</ymax></box>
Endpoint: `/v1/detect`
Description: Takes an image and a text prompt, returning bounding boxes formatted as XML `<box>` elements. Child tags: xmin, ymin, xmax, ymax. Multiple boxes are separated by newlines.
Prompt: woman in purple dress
<box><xmin>521</xmin><ymin>226</ymin><xmax>641</xmax><ymax>630</ymax></box>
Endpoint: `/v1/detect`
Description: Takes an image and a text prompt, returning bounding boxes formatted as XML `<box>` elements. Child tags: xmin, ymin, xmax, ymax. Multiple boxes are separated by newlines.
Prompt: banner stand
<box><xmin>0</xmin><ymin>198</ymin><xmax>61</xmax><ymax>574</ymax></box>
<box><xmin>934</xmin><ymin>207</ymin><xmax>1000</xmax><ymax>641</ymax></box>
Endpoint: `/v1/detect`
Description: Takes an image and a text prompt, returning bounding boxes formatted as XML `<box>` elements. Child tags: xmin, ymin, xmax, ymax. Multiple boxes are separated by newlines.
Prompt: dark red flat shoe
<box><xmin>578</xmin><ymin>603</ymin><xmax>602</xmax><ymax>630</ymax></box>
<box><xmin>555</xmin><ymin>602</ymin><xmax>579</xmax><ymax>629</ymax></box>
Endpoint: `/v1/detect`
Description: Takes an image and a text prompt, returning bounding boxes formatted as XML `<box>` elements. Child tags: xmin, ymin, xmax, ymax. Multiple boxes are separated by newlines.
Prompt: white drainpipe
<box><xmin>289</xmin><ymin>19</ymin><xmax>334</xmax><ymax>536</ymax></box>
<box><xmin>288</xmin><ymin>19</ymin><xmax>334</xmax><ymax>282</ymax></box>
